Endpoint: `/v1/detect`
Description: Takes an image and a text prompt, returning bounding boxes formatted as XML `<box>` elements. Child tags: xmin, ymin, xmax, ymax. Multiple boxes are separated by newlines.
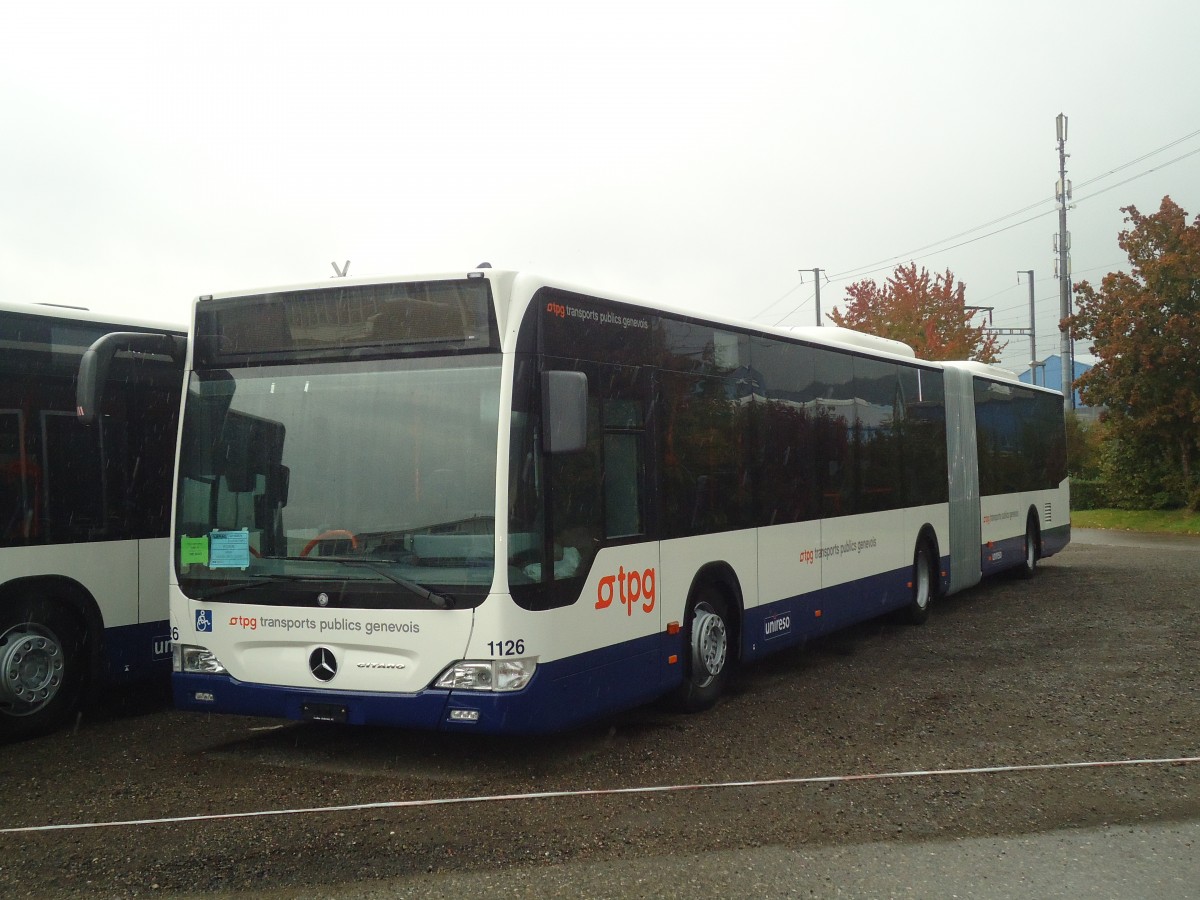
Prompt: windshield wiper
<box><xmin>193</xmin><ymin>560</ymin><xmax>457</xmax><ymax>609</ymax></box>
<box><xmin>316</xmin><ymin>558</ymin><xmax>458</xmax><ymax>610</ymax></box>
<box><xmin>196</xmin><ymin>572</ymin><xmax>340</xmax><ymax>601</ymax></box>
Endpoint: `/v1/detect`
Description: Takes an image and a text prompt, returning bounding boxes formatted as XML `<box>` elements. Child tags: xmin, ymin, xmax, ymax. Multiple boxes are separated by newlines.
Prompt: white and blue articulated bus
<box><xmin>0</xmin><ymin>300</ymin><xmax>185</xmax><ymax>741</ymax></box>
<box><xmin>169</xmin><ymin>270</ymin><xmax>1069</xmax><ymax>733</ymax></box>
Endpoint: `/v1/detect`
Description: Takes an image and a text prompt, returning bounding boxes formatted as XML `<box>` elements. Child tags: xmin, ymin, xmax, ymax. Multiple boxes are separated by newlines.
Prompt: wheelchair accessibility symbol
<box><xmin>195</xmin><ymin>609</ymin><xmax>213</xmax><ymax>633</ymax></box>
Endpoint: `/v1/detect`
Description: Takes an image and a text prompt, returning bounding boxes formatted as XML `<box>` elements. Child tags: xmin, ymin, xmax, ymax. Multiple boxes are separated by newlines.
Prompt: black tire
<box><xmin>0</xmin><ymin>591</ymin><xmax>85</xmax><ymax>743</ymax></box>
<box><xmin>1018</xmin><ymin>517</ymin><xmax>1040</xmax><ymax>580</ymax></box>
<box><xmin>906</xmin><ymin>541</ymin><xmax>935</xmax><ymax>625</ymax></box>
<box><xmin>672</xmin><ymin>585</ymin><xmax>733</xmax><ymax>713</ymax></box>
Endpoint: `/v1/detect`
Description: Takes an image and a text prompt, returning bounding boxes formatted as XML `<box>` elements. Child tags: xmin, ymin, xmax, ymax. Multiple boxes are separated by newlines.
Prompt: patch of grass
<box><xmin>1071</xmin><ymin>508</ymin><xmax>1200</xmax><ymax>535</ymax></box>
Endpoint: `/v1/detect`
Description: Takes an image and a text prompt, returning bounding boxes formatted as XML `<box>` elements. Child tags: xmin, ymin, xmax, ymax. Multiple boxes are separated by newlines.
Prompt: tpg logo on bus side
<box><xmin>595</xmin><ymin>566</ymin><xmax>656</xmax><ymax>615</ymax></box>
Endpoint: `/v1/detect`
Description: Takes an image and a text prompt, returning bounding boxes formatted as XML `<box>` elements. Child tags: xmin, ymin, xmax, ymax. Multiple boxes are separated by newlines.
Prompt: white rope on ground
<box><xmin>3</xmin><ymin>754</ymin><xmax>1197</xmax><ymax>835</ymax></box>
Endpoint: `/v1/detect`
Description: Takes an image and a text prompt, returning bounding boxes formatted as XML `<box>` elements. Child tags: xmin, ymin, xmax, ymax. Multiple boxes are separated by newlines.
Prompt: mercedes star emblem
<box><xmin>309</xmin><ymin>647</ymin><xmax>338</xmax><ymax>682</ymax></box>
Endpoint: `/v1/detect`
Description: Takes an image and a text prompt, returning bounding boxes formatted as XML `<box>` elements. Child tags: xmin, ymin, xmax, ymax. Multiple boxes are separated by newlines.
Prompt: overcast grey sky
<box><xmin>2</xmin><ymin>0</ymin><xmax>1197</xmax><ymax>374</ymax></box>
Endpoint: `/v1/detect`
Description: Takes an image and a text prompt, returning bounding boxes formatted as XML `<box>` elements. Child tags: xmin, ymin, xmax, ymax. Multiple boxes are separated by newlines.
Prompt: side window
<box><xmin>512</xmin><ymin>356</ymin><xmax>650</xmax><ymax>610</ymax></box>
<box><xmin>854</xmin><ymin>357</ymin><xmax>899</xmax><ymax>513</ymax></box>
<box><xmin>117</xmin><ymin>357</ymin><xmax>183</xmax><ymax>539</ymax></box>
<box><xmin>602</xmin><ymin>393</ymin><xmax>645</xmax><ymax>540</ymax></box>
<box><xmin>975</xmin><ymin>379</ymin><xmax>1018</xmax><ymax>496</ymax></box>
<box><xmin>1039</xmin><ymin>391</ymin><xmax>1068</xmax><ymax>488</ymax></box>
<box><xmin>976</xmin><ymin>384</ymin><xmax>1066</xmax><ymax>495</ymax></box>
<box><xmin>0</xmin><ymin>410</ymin><xmax>29</xmax><ymax>545</ymax></box>
<box><xmin>811</xmin><ymin>349</ymin><xmax>855</xmax><ymax>518</ymax></box>
<box><xmin>897</xmin><ymin>366</ymin><xmax>948</xmax><ymax>505</ymax></box>
<box><xmin>507</xmin><ymin>356</ymin><xmax>543</xmax><ymax>575</ymax></box>
<box><xmin>549</xmin><ymin>363</ymin><xmax>648</xmax><ymax>555</ymax></box>
<box><xmin>547</xmin><ymin>373</ymin><xmax>603</xmax><ymax>578</ymax></box>
<box><xmin>660</xmin><ymin>375</ymin><xmax>753</xmax><ymax>537</ymax></box>
<box><xmin>41</xmin><ymin>409</ymin><xmax>106</xmax><ymax>542</ymax></box>
<box><xmin>0</xmin><ymin>315</ymin><xmax>182</xmax><ymax>547</ymax></box>
<box><xmin>750</xmin><ymin>337</ymin><xmax>819</xmax><ymax>525</ymax></box>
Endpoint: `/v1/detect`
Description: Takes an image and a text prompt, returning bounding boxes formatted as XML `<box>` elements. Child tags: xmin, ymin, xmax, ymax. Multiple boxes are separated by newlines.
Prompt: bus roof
<box><xmin>505</xmin><ymin>270</ymin><xmax>932</xmax><ymax>366</ymax></box>
<box><xmin>0</xmin><ymin>299</ymin><xmax>185</xmax><ymax>334</ymax></box>
<box><xmin>941</xmin><ymin>359</ymin><xmax>1023</xmax><ymax>383</ymax></box>
<box><xmin>941</xmin><ymin>359</ymin><xmax>1064</xmax><ymax>397</ymax></box>
<box><xmin>189</xmin><ymin>268</ymin><xmax>967</xmax><ymax>370</ymax></box>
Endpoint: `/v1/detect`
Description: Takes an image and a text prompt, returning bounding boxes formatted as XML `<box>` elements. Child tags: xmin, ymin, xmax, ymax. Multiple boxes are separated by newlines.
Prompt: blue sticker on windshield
<box><xmin>209</xmin><ymin>529</ymin><xmax>251</xmax><ymax>569</ymax></box>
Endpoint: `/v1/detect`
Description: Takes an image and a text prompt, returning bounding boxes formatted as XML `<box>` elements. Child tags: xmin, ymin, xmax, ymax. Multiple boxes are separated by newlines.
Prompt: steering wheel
<box><xmin>299</xmin><ymin>529</ymin><xmax>359</xmax><ymax>558</ymax></box>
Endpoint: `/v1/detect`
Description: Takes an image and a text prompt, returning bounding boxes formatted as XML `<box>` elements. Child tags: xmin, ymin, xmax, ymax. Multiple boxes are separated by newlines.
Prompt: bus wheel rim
<box><xmin>0</xmin><ymin>626</ymin><xmax>65</xmax><ymax>715</ymax></box>
<box><xmin>692</xmin><ymin>603</ymin><xmax>728</xmax><ymax>684</ymax></box>
<box><xmin>915</xmin><ymin>553</ymin><xmax>931</xmax><ymax>610</ymax></box>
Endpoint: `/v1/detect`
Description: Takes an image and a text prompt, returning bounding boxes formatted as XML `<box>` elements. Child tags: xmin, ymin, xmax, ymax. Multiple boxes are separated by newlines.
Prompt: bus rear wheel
<box><xmin>1018</xmin><ymin>517</ymin><xmax>1040</xmax><ymax>579</ymax></box>
<box><xmin>0</xmin><ymin>593</ymin><xmax>84</xmax><ymax>743</ymax></box>
<box><xmin>673</xmin><ymin>586</ymin><xmax>732</xmax><ymax>713</ymax></box>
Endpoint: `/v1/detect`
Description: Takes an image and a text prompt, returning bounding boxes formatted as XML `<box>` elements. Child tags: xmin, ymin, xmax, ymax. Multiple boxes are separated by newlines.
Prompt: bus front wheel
<box><xmin>0</xmin><ymin>592</ymin><xmax>84</xmax><ymax>743</ymax></box>
<box><xmin>906</xmin><ymin>541</ymin><xmax>935</xmax><ymax>625</ymax></box>
<box><xmin>673</xmin><ymin>586</ymin><xmax>732</xmax><ymax>713</ymax></box>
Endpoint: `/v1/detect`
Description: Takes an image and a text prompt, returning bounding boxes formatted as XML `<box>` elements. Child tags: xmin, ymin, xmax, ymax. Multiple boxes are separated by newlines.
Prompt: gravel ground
<box><xmin>1</xmin><ymin>534</ymin><xmax>1197</xmax><ymax>898</ymax></box>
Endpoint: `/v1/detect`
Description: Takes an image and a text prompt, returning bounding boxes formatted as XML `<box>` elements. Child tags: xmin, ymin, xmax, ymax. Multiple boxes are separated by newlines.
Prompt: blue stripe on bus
<box><xmin>175</xmin><ymin>533</ymin><xmax>1066</xmax><ymax>734</ymax></box>
<box><xmin>980</xmin><ymin>534</ymin><xmax>1026</xmax><ymax>577</ymax></box>
<box><xmin>980</xmin><ymin>522</ymin><xmax>1070</xmax><ymax>577</ymax></box>
<box><xmin>742</xmin><ymin>560</ymin><xmax>931</xmax><ymax>663</ymax></box>
<box><xmin>1043</xmin><ymin>523</ymin><xmax>1071</xmax><ymax>557</ymax></box>
<box><xmin>172</xmin><ymin>635</ymin><xmax>665</xmax><ymax>734</ymax></box>
<box><xmin>173</xmin><ymin>672</ymin><xmax>455</xmax><ymax>729</ymax></box>
<box><xmin>174</xmin><ymin>560</ymin><xmax>957</xmax><ymax>734</ymax></box>
<box><xmin>103</xmin><ymin>620</ymin><xmax>172</xmax><ymax>683</ymax></box>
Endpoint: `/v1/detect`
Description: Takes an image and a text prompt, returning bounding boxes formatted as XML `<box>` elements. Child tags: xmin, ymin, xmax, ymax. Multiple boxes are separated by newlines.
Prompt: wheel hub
<box><xmin>692</xmin><ymin>606</ymin><xmax>728</xmax><ymax>680</ymax></box>
<box><xmin>915</xmin><ymin>558</ymin><xmax>931</xmax><ymax>610</ymax></box>
<box><xmin>0</xmin><ymin>626</ymin><xmax>64</xmax><ymax>714</ymax></box>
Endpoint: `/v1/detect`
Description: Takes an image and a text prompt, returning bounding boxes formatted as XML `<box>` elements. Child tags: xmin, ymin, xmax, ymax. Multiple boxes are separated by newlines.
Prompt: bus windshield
<box><xmin>175</xmin><ymin>355</ymin><xmax>502</xmax><ymax>609</ymax></box>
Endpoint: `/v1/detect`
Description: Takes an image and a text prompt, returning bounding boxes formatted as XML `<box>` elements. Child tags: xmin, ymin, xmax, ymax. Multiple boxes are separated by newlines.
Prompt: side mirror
<box><xmin>542</xmin><ymin>370</ymin><xmax>588</xmax><ymax>454</ymax></box>
<box><xmin>77</xmin><ymin>331</ymin><xmax>186</xmax><ymax>424</ymax></box>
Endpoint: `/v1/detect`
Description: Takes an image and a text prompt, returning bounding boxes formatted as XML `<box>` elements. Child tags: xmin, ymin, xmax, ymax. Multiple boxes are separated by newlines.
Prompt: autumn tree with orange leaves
<box><xmin>830</xmin><ymin>263</ymin><xmax>1004</xmax><ymax>363</ymax></box>
<box><xmin>1069</xmin><ymin>196</ymin><xmax>1200</xmax><ymax>509</ymax></box>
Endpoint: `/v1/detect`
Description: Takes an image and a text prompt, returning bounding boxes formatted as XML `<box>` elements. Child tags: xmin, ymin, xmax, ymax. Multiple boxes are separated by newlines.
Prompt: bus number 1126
<box><xmin>488</xmin><ymin>640</ymin><xmax>526</xmax><ymax>657</ymax></box>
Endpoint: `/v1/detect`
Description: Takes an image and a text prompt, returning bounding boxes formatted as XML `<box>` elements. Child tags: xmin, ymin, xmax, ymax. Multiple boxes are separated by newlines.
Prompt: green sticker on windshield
<box><xmin>180</xmin><ymin>535</ymin><xmax>209</xmax><ymax>566</ymax></box>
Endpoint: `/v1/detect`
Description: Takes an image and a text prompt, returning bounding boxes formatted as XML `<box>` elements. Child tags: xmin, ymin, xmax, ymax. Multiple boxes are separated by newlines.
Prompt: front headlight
<box><xmin>434</xmin><ymin>658</ymin><xmax>536</xmax><ymax>692</ymax></box>
<box><xmin>174</xmin><ymin>643</ymin><xmax>229</xmax><ymax>675</ymax></box>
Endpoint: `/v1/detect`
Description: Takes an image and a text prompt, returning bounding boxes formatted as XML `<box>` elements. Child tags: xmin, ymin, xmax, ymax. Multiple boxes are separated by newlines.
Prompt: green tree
<box><xmin>831</xmin><ymin>263</ymin><xmax>1004</xmax><ymax>362</ymax></box>
<box><xmin>1065</xmin><ymin>411</ymin><xmax>1101</xmax><ymax>479</ymax></box>
<box><xmin>1069</xmin><ymin>196</ymin><xmax>1200</xmax><ymax>508</ymax></box>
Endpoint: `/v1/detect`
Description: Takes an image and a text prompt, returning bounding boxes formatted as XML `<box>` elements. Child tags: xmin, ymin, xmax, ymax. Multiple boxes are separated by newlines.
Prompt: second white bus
<box><xmin>1</xmin><ymin>301</ymin><xmax>184</xmax><ymax>741</ymax></box>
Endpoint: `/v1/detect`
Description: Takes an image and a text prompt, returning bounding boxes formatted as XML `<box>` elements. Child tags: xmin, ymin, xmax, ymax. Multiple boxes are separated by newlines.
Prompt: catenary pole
<box><xmin>1019</xmin><ymin>270</ymin><xmax>1037</xmax><ymax>384</ymax></box>
<box><xmin>1056</xmin><ymin>114</ymin><xmax>1074</xmax><ymax>409</ymax></box>
<box><xmin>800</xmin><ymin>268</ymin><xmax>824</xmax><ymax>326</ymax></box>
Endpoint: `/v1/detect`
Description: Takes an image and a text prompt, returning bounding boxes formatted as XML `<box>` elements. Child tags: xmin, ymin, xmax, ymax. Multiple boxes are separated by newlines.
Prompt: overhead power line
<box><xmin>827</xmin><ymin>210</ymin><xmax>1054</xmax><ymax>282</ymax></box>
<box><xmin>1071</xmin><ymin>145</ymin><xmax>1200</xmax><ymax>205</ymax></box>
<box><xmin>1073</xmin><ymin>126</ymin><xmax>1200</xmax><ymax>191</ymax></box>
<box><xmin>828</xmin><ymin>204</ymin><xmax>1056</xmax><ymax>283</ymax></box>
<box><xmin>757</xmin><ymin>125</ymin><xmax>1200</xmax><ymax>324</ymax></box>
<box><xmin>829</xmin><ymin>143</ymin><xmax>1198</xmax><ymax>285</ymax></box>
